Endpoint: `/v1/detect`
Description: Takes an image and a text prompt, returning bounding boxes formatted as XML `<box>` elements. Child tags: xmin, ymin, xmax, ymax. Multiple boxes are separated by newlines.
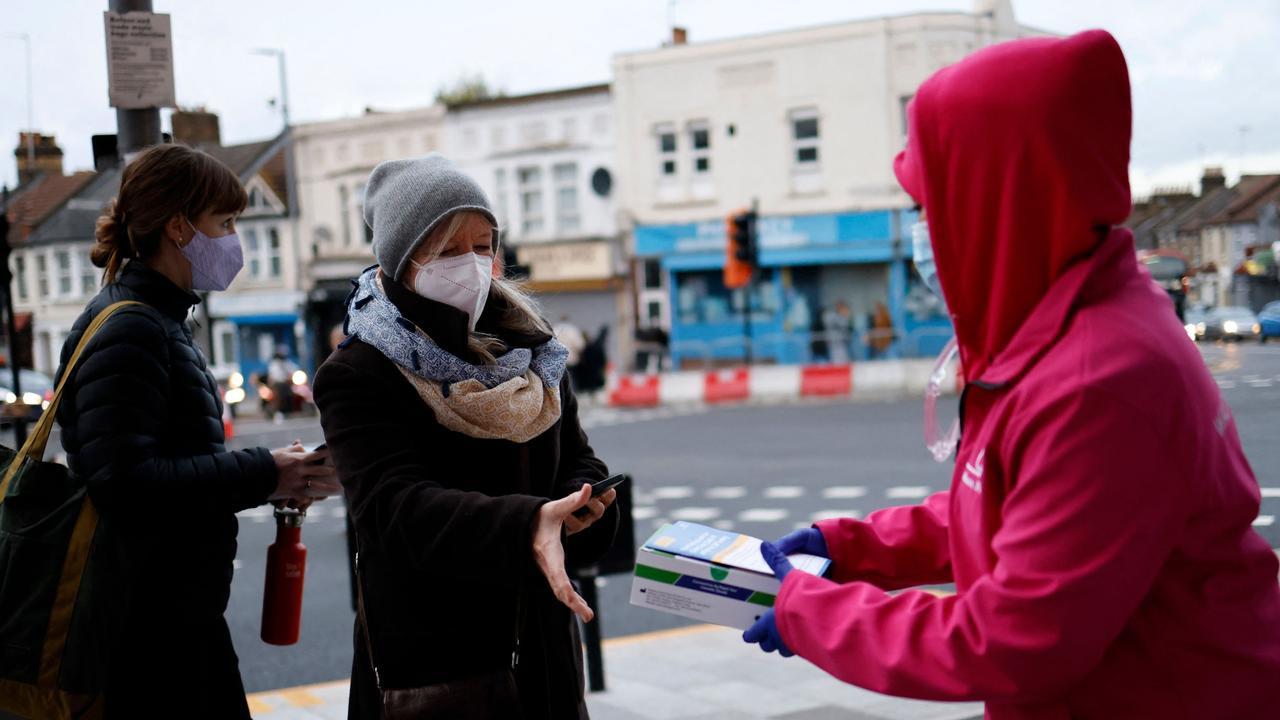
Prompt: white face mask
<box><xmin>408</xmin><ymin>252</ymin><xmax>494</xmax><ymax>330</ymax></box>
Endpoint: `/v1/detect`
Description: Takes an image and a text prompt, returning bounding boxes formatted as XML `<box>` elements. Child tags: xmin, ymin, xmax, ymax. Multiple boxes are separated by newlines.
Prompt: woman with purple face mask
<box><xmin>56</xmin><ymin>143</ymin><xmax>341</xmax><ymax>719</ymax></box>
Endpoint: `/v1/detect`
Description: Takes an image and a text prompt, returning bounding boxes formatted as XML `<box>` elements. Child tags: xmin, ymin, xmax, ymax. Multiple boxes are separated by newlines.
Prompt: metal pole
<box><xmin>1</xmin><ymin>33</ymin><xmax>36</xmax><ymax>173</ymax></box>
<box><xmin>21</xmin><ymin>34</ymin><xmax>32</xmax><ymax>170</ymax></box>
<box><xmin>578</xmin><ymin>569</ymin><xmax>606</xmax><ymax>692</ymax></box>
<box><xmin>109</xmin><ymin>0</ymin><xmax>162</xmax><ymax>159</ymax></box>
<box><xmin>744</xmin><ymin>198</ymin><xmax>760</xmax><ymax>366</ymax></box>
<box><xmin>255</xmin><ymin>48</ymin><xmax>305</xmax><ymax>371</ymax></box>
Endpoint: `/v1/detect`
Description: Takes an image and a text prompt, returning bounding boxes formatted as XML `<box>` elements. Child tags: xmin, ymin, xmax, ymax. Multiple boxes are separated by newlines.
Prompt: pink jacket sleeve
<box><xmin>775</xmin><ymin>390</ymin><xmax>1186</xmax><ymax>702</ymax></box>
<box><xmin>815</xmin><ymin>491</ymin><xmax>953</xmax><ymax>589</ymax></box>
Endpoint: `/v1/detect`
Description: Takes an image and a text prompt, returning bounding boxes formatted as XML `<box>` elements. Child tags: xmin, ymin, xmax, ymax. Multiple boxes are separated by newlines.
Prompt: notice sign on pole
<box><xmin>103</xmin><ymin>11</ymin><xmax>176</xmax><ymax>109</ymax></box>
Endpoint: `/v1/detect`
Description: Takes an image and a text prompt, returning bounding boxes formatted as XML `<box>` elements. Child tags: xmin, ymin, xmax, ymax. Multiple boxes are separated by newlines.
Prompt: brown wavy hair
<box><xmin>92</xmin><ymin>144</ymin><xmax>247</xmax><ymax>284</ymax></box>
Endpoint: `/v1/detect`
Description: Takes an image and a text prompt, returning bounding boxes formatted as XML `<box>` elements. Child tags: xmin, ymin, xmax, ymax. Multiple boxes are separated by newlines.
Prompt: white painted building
<box><xmin>290</xmin><ymin>106</ymin><xmax>445</xmax><ymax>362</ymax></box>
<box><xmin>612</xmin><ymin>0</ymin><xmax>1046</xmax><ymax>368</ymax></box>
<box><xmin>441</xmin><ymin>85</ymin><xmax>627</xmax><ymax>365</ymax></box>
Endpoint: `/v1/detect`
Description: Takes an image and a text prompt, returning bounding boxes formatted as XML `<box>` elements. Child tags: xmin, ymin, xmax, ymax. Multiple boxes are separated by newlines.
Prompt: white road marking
<box><xmin>1253</xmin><ymin>515</ymin><xmax>1275</xmax><ymax>527</ymax></box>
<box><xmin>1260</xmin><ymin>488</ymin><xmax>1280</xmax><ymax>498</ymax></box>
<box><xmin>764</xmin><ymin>486</ymin><xmax>805</xmax><ymax>499</ymax></box>
<box><xmin>887</xmin><ymin>486</ymin><xmax>931</xmax><ymax>499</ymax></box>
<box><xmin>653</xmin><ymin>486</ymin><xmax>694</xmax><ymax>500</ymax></box>
<box><xmin>811</xmin><ymin>510</ymin><xmax>861</xmax><ymax>523</ymax></box>
<box><xmin>706</xmin><ymin>486</ymin><xmax>747</xmax><ymax>500</ymax></box>
<box><xmin>823</xmin><ymin>486</ymin><xmax>868</xmax><ymax>499</ymax></box>
<box><xmin>1248</xmin><ymin>379</ymin><xmax>1273</xmax><ymax>388</ymax></box>
<box><xmin>651</xmin><ymin>517</ymin><xmax>669</xmax><ymax>529</ymax></box>
<box><xmin>232</xmin><ymin>559</ymin><xmax>243</xmax><ymax>570</ymax></box>
<box><xmin>632</xmin><ymin>506</ymin><xmax>659</xmax><ymax>520</ymax></box>
<box><xmin>712</xmin><ymin>520</ymin><xmax>736</xmax><ymax>531</ymax></box>
<box><xmin>670</xmin><ymin>507</ymin><xmax>722</xmax><ymax>522</ymax></box>
<box><xmin>738</xmin><ymin>508</ymin><xmax>789</xmax><ymax>523</ymax></box>
<box><xmin>1217</xmin><ymin>379</ymin><xmax>1237</xmax><ymax>389</ymax></box>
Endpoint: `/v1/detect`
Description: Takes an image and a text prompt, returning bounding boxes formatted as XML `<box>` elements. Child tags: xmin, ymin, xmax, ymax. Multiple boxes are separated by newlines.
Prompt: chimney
<box><xmin>14</xmin><ymin>133</ymin><xmax>63</xmax><ymax>183</ymax></box>
<box><xmin>1201</xmin><ymin>165</ymin><xmax>1226</xmax><ymax>195</ymax></box>
<box><xmin>671</xmin><ymin>26</ymin><xmax>688</xmax><ymax>45</ymax></box>
<box><xmin>171</xmin><ymin>107</ymin><xmax>222</xmax><ymax>147</ymax></box>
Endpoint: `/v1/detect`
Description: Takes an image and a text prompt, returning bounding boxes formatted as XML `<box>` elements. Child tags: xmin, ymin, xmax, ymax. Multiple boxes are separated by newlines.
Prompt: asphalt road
<box><xmin>13</xmin><ymin>342</ymin><xmax>1278</xmax><ymax>693</ymax></box>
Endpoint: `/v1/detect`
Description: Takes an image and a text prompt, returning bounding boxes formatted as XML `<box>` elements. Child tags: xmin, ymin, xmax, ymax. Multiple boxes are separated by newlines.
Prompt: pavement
<box><xmin>244</xmin><ymin>625</ymin><xmax>984</xmax><ymax>720</ymax></box>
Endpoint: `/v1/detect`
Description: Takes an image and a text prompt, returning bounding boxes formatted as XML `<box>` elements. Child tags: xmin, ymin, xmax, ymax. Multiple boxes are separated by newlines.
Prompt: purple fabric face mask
<box><xmin>180</xmin><ymin>222</ymin><xmax>244</xmax><ymax>291</ymax></box>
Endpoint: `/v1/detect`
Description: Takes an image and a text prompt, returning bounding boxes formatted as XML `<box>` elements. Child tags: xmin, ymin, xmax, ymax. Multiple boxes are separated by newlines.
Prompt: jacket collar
<box><xmin>119</xmin><ymin>261</ymin><xmax>200</xmax><ymax>322</ymax></box>
<box><xmin>971</xmin><ymin>229</ymin><xmax>1137</xmax><ymax>390</ymax></box>
<box><xmin>381</xmin><ymin>271</ymin><xmax>551</xmax><ymax>361</ymax></box>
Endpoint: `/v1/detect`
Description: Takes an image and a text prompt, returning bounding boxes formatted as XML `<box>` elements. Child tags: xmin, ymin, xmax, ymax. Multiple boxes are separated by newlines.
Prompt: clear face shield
<box><xmin>924</xmin><ymin>336</ymin><xmax>961</xmax><ymax>462</ymax></box>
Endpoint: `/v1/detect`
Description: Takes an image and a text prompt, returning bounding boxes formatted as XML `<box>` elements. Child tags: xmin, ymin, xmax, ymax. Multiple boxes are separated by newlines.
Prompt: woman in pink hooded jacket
<box><xmin>744</xmin><ymin>29</ymin><xmax>1280</xmax><ymax>718</ymax></box>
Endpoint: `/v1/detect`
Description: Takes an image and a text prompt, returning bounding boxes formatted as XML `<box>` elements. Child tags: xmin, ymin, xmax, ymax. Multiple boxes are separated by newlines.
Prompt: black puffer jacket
<box><xmin>55</xmin><ymin>261</ymin><xmax>278</xmax><ymax>717</ymax></box>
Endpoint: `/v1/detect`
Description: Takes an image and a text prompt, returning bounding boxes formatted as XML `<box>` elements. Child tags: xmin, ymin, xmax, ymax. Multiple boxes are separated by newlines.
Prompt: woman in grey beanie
<box><xmin>314</xmin><ymin>154</ymin><xmax>618</xmax><ymax>719</ymax></box>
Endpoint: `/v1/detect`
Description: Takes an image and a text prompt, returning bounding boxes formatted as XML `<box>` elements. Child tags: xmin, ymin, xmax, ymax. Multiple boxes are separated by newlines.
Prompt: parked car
<box><xmin>1184</xmin><ymin>305</ymin><xmax>1209</xmax><ymax>341</ymax></box>
<box><xmin>1201</xmin><ymin>306</ymin><xmax>1261</xmax><ymax>342</ymax></box>
<box><xmin>1259</xmin><ymin>301</ymin><xmax>1280</xmax><ymax>343</ymax></box>
<box><xmin>0</xmin><ymin>368</ymin><xmax>55</xmax><ymax>425</ymax></box>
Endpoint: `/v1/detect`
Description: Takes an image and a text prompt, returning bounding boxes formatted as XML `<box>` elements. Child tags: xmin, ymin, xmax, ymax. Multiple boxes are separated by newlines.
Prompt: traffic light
<box><xmin>724</xmin><ymin>209</ymin><xmax>757</xmax><ymax>289</ymax></box>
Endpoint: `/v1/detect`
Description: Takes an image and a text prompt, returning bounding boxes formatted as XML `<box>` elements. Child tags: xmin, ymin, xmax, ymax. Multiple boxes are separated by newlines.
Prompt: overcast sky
<box><xmin>4</xmin><ymin>0</ymin><xmax>1278</xmax><ymax>198</ymax></box>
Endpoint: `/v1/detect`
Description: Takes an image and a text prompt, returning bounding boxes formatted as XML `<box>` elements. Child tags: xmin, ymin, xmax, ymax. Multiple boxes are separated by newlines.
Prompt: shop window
<box><xmin>676</xmin><ymin>269</ymin><xmax>776</xmax><ymax>325</ymax></box>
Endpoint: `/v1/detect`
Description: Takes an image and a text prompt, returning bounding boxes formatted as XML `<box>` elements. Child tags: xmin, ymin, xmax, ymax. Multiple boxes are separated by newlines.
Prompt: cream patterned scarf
<box><xmin>344</xmin><ymin>269</ymin><xmax>567</xmax><ymax>442</ymax></box>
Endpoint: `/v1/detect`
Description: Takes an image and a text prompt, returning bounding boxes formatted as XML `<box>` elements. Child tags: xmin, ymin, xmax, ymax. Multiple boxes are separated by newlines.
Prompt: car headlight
<box><xmin>291</xmin><ymin>370</ymin><xmax>308</xmax><ymax>386</ymax></box>
<box><xmin>1196</xmin><ymin>322</ymin><xmax>1206</xmax><ymax>334</ymax></box>
<box><xmin>41</xmin><ymin>401</ymin><xmax>49</xmax><ymax>410</ymax></box>
<box><xmin>230</xmin><ymin>372</ymin><xmax>244</xmax><ymax>389</ymax></box>
<box><xmin>3</xmin><ymin>392</ymin><xmax>16</xmax><ymax>404</ymax></box>
<box><xmin>1184</xmin><ymin>323</ymin><xmax>1196</xmax><ymax>340</ymax></box>
<box><xmin>22</xmin><ymin>392</ymin><xmax>42</xmax><ymax>406</ymax></box>
<box><xmin>1253</xmin><ymin>324</ymin><xmax>1261</xmax><ymax>334</ymax></box>
<box><xmin>224</xmin><ymin>388</ymin><xmax>246</xmax><ymax>404</ymax></box>
<box><xmin>1224</xmin><ymin>320</ymin><xmax>1238</xmax><ymax>334</ymax></box>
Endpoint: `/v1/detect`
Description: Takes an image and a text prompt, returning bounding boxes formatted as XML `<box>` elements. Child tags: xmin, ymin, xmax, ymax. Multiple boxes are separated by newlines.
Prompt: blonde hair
<box><xmin>416</xmin><ymin>211</ymin><xmax>551</xmax><ymax>364</ymax></box>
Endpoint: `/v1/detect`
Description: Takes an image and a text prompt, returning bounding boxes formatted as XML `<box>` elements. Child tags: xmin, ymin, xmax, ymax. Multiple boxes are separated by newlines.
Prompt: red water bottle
<box><xmin>261</xmin><ymin>507</ymin><xmax>307</xmax><ymax>645</ymax></box>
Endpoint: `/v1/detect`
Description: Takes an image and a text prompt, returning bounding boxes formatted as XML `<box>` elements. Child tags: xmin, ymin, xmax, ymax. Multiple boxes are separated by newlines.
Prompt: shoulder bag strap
<box><xmin>0</xmin><ymin>300</ymin><xmax>145</xmax><ymax>501</ymax></box>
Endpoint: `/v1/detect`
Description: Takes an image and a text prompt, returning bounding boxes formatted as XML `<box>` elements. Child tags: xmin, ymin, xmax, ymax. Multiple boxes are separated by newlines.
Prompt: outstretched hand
<box><xmin>532</xmin><ymin>485</ymin><xmax>595</xmax><ymax>623</ymax></box>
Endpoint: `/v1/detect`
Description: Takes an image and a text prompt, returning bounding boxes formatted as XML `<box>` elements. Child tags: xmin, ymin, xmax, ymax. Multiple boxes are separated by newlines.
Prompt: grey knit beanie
<box><xmin>363</xmin><ymin>153</ymin><xmax>497</xmax><ymax>281</ymax></box>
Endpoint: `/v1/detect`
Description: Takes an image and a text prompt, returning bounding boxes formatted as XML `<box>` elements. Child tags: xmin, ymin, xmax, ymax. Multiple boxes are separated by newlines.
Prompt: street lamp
<box><xmin>2</xmin><ymin>32</ymin><xmax>36</xmax><ymax>175</ymax></box>
<box><xmin>252</xmin><ymin>48</ymin><xmax>306</xmax><ymax>368</ymax></box>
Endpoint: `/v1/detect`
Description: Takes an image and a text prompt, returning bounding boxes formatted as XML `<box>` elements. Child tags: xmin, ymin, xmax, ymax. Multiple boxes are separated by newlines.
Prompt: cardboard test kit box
<box><xmin>630</xmin><ymin>521</ymin><xmax>831</xmax><ymax>630</ymax></box>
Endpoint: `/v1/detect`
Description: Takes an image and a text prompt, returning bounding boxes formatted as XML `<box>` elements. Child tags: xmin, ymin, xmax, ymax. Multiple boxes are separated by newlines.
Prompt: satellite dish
<box><xmin>591</xmin><ymin>168</ymin><xmax>613</xmax><ymax>197</ymax></box>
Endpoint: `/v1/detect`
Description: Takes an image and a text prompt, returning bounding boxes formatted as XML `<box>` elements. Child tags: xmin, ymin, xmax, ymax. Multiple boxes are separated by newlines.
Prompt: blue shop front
<box><xmin>634</xmin><ymin>209</ymin><xmax>951</xmax><ymax>369</ymax></box>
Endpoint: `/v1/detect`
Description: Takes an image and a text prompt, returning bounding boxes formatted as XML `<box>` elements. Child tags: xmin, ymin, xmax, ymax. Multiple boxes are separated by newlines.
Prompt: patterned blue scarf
<box><xmin>344</xmin><ymin>267</ymin><xmax>568</xmax><ymax>390</ymax></box>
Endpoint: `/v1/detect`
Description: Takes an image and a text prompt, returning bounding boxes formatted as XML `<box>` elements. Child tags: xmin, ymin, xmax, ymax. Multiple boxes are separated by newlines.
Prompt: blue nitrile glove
<box><xmin>743</xmin><ymin>608</ymin><xmax>794</xmax><ymax>657</ymax></box>
<box><xmin>774</xmin><ymin>527</ymin><xmax>829</xmax><ymax>559</ymax></box>
<box><xmin>759</xmin><ymin>540</ymin><xmax>796</xmax><ymax>582</ymax></box>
